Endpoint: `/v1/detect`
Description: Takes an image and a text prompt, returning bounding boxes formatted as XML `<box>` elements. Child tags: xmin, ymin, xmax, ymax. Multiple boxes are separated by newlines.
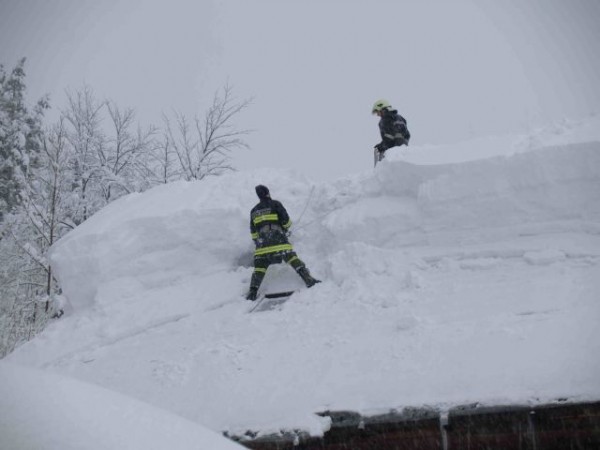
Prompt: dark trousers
<box><xmin>250</xmin><ymin>251</ymin><xmax>306</xmax><ymax>290</ymax></box>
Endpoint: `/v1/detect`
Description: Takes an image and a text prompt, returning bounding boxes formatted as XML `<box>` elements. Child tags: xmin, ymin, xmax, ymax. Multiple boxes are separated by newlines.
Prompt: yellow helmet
<box><xmin>372</xmin><ymin>99</ymin><xmax>391</xmax><ymax>114</ymax></box>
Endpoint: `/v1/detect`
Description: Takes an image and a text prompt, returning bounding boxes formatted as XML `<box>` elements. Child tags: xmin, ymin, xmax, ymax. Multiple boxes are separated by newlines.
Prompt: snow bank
<box><xmin>49</xmin><ymin>142</ymin><xmax>600</xmax><ymax>312</ymax></box>
<box><xmin>7</xmin><ymin>116</ymin><xmax>600</xmax><ymax>439</ymax></box>
<box><xmin>300</xmin><ymin>142</ymin><xmax>600</xmax><ymax>257</ymax></box>
<box><xmin>0</xmin><ymin>362</ymin><xmax>244</xmax><ymax>450</ymax></box>
<box><xmin>48</xmin><ymin>169</ymin><xmax>314</xmax><ymax>310</ymax></box>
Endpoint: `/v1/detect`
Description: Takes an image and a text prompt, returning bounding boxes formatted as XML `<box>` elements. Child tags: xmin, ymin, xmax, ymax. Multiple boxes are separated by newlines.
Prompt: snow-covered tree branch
<box><xmin>163</xmin><ymin>84</ymin><xmax>252</xmax><ymax>181</ymax></box>
<box><xmin>1</xmin><ymin>60</ymin><xmax>254</xmax><ymax>358</ymax></box>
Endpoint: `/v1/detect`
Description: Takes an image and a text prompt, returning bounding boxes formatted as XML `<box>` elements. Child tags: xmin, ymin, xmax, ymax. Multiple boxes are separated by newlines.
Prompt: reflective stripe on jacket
<box><xmin>250</xmin><ymin>198</ymin><xmax>293</xmax><ymax>256</ymax></box>
<box><xmin>378</xmin><ymin>109</ymin><xmax>410</xmax><ymax>150</ymax></box>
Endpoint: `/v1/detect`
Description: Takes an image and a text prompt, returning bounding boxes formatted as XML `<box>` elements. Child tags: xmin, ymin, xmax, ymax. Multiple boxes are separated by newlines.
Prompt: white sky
<box><xmin>1</xmin><ymin>0</ymin><xmax>599</xmax><ymax>181</ymax></box>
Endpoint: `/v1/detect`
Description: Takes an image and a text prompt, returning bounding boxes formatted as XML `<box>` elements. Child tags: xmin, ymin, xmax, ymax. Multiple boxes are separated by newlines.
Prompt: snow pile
<box><xmin>0</xmin><ymin>362</ymin><xmax>244</xmax><ymax>450</ymax></box>
<box><xmin>4</xmin><ymin>116</ymin><xmax>600</xmax><ymax>441</ymax></box>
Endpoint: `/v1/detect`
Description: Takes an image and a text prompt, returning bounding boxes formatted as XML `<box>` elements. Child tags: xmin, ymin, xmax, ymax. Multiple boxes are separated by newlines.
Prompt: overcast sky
<box><xmin>1</xmin><ymin>0</ymin><xmax>599</xmax><ymax>181</ymax></box>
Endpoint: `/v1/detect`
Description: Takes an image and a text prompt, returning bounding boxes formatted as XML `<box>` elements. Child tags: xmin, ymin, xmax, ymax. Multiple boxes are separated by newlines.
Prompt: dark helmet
<box><xmin>255</xmin><ymin>185</ymin><xmax>270</xmax><ymax>199</ymax></box>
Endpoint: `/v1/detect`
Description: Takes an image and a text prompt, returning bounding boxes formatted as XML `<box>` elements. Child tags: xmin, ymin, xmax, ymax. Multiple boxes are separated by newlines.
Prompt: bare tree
<box><xmin>141</xmin><ymin>131</ymin><xmax>181</xmax><ymax>185</ymax></box>
<box><xmin>61</xmin><ymin>87</ymin><xmax>157</xmax><ymax>222</ymax></box>
<box><xmin>103</xmin><ymin>102</ymin><xmax>157</xmax><ymax>200</ymax></box>
<box><xmin>164</xmin><ymin>84</ymin><xmax>252</xmax><ymax>180</ymax></box>
<box><xmin>36</xmin><ymin>119</ymin><xmax>70</xmax><ymax>304</ymax></box>
<box><xmin>62</xmin><ymin>86</ymin><xmax>106</xmax><ymax>225</ymax></box>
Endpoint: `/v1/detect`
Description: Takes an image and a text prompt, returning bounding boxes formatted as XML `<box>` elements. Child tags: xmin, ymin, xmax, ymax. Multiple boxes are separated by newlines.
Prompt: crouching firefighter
<box><xmin>372</xmin><ymin>99</ymin><xmax>410</xmax><ymax>165</ymax></box>
<box><xmin>246</xmin><ymin>185</ymin><xmax>321</xmax><ymax>301</ymax></box>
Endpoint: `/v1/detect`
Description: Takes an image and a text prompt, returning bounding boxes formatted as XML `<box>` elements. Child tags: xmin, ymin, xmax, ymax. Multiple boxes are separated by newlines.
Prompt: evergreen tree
<box><xmin>0</xmin><ymin>58</ymin><xmax>48</xmax><ymax>223</ymax></box>
<box><xmin>0</xmin><ymin>59</ymin><xmax>52</xmax><ymax>357</ymax></box>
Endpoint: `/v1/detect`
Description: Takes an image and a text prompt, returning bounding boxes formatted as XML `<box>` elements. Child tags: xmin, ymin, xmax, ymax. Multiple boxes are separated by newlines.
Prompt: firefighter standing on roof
<box><xmin>246</xmin><ymin>185</ymin><xmax>320</xmax><ymax>301</ymax></box>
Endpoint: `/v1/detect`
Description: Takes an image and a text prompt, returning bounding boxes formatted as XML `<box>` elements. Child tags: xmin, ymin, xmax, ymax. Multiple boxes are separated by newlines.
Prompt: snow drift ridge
<box><xmin>50</xmin><ymin>142</ymin><xmax>600</xmax><ymax>310</ymax></box>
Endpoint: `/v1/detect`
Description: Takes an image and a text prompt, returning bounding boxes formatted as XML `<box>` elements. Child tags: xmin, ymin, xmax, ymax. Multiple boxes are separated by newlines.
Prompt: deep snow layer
<box><xmin>5</xmin><ymin>116</ymin><xmax>600</xmax><ymax>439</ymax></box>
<box><xmin>0</xmin><ymin>362</ymin><xmax>244</xmax><ymax>450</ymax></box>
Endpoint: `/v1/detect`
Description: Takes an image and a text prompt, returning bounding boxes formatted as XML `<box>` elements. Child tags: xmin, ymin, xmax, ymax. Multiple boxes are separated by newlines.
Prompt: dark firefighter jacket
<box><xmin>378</xmin><ymin>109</ymin><xmax>410</xmax><ymax>151</ymax></box>
<box><xmin>250</xmin><ymin>198</ymin><xmax>293</xmax><ymax>256</ymax></box>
